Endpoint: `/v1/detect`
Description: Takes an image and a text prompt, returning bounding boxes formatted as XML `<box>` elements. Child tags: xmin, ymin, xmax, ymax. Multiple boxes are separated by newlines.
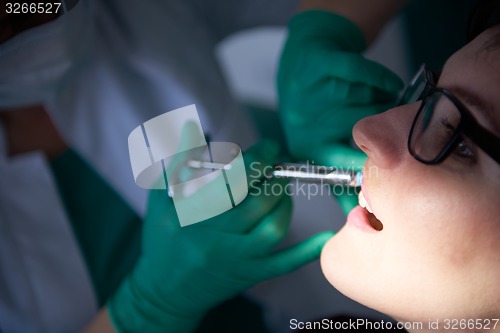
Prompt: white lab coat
<box><xmin>0</xmin><ymin>0</ymin><xmax>299</xmax><ymax>332</ymax></box>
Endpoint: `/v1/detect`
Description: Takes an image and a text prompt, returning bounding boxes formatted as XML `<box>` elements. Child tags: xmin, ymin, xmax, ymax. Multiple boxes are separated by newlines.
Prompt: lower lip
<box><xmin>346</xmin><ymin>206</ymin><xmax>379</xmax><ymax>233</ymax></box>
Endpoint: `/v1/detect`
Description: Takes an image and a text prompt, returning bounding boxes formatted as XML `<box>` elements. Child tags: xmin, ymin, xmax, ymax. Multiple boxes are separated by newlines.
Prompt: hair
<box><xmin>467</xmin><ymin>0</ymin><xmax>500</xmax><ymax>41</ymax></box>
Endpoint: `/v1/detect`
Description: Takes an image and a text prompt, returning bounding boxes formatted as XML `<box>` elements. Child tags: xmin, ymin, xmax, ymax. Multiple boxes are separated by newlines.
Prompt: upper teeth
<box><xmin>358</xmin><ymin>190</ymin><xmax>373</xmax><ymax>214</ymax></box>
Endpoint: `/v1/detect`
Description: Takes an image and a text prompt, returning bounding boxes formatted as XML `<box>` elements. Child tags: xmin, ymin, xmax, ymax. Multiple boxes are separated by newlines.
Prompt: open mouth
<box><xmin>358</xmin><ymin>190</ymin><xmax>383</xmax><ymax>231</ymax></box>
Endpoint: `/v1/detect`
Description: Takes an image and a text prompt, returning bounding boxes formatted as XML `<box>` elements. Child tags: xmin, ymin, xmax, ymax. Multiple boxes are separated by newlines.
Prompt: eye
<box><xmin>439</xmin><ymin>117</ymin><xmax>477</xmax><ymax>163</ymax></box>
<box><xmin>451</xmin><ymin>136</ymin><xmax>476</xmax><ymax>162</ymax></box>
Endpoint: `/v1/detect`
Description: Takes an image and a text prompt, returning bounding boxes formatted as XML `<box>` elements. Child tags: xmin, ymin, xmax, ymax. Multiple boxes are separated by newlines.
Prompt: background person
<box><xmin>0</xmin><ymin>0</ymin><xmax>333</xmax><ymax>332</ymax></box>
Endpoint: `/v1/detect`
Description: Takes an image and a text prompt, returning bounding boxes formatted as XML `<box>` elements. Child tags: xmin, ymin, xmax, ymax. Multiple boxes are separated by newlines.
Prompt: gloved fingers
<box><xmin>200</xmin><ymin>139</ymin><xmax>285</xmax><ymax>233</ymax></box>
<box><xmin>282</xmin><ymin>94</ymin><xmax>396</xmax><ymax>140</ymax></box>
<box><xmin>203</xmin><ymin>176</ymin><xmax>289</xmax><ymax>234</ymax></box>
<box><xmin>202</xmin><ymin>139</ymin><xmax>287</xmax><ymax>234</ymax></box>
<box><xmin>164</xmin><ymin>120</ymin><xmax>207</xmax><ymax>185</ymax></box>
<box><xmin>145</xmin><ymin>189</ymin><xmax>179</xmax><ymax>227</ymax></box>
<box><xmin>243</xmin><ymin>139</ymin><xmax>280</xmax><ymax>184</ymax></box>
<box><xmin>315</xmin><ymin>144</ymin><xmax>367</xmax><ymax>169</ymax></box>
<box><xmin>289</xmin><ymin>143</ymin><xmax>367</xmax><ymax>171</ymax></box>
<box><xmin>312</xmin><ymin>104</ymin><xmax>388</xmax><ymax>136</ymax></box>
<box><xmin>345</xmin><ymin>79</ymin><xmax>400</xmax><ymax>103</ymax></box>
<box><xmin>302</xmin><ymin>76</ymin><xmax>398</xmax><ymax>108</ymax></box>
<box><xmin>302</xmin><ymin>50</ymin><xmax>403</xmax><ymax>93</ymax></box>
<box><xmin>282</xmin><ymin>103</ymin><xmax>386</xmax><ymax>145</ymax></box>
<box><xmin>328</xmin><ymin>53</ymin><xmax>404</xmax><ymax>92</ymax></box>
<box><xmin>255</xmin><ymin>231</ymin><xmax>335</xmax><ymax>279</ymax></box>
<box><xmin>243</xmin><ymin>140</ymin><xmax>286</xmax><ymax>200</ymax></box>
<box><xmin>294</xmin><ymin>80</ymin><xmax>378</xmax><ymax>112</ymax></box>
<box><xmin>243</xmin><ymin>195</ymin><xmax>293</xmax><ymax>256</ymax></box>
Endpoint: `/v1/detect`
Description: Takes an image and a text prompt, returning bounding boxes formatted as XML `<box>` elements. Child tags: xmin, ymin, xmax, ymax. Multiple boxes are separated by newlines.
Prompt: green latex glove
<box><xmin>108</xmin><ymin>140</ymin><xmax>334</xmax><ymax>333</ymax></box>
<box><xmin>277</xmin><ymin>10</ymin><xmax>404</xmax><ymax>214</ymax></box>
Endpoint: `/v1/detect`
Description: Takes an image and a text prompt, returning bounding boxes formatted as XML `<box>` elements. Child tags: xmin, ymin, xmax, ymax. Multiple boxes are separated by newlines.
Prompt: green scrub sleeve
<box><xmin>50</xmin><ymin>149</ymin><xmax>142</xmax><ymax>307</ymax></box>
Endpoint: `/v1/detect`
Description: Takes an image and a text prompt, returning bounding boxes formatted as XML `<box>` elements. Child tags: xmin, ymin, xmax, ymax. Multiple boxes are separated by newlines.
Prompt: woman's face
<box><xmin>321</xmin><ymin>26</ymin><xmax>500</xmax><ymax>322</ymax></box>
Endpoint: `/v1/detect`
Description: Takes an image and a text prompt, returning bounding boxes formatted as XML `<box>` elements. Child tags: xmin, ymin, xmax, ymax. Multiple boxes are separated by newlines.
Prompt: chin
<box><xmin>320</xmin><ymin>228</ymin><xmax>365</xmax><ymax>301</ymax></box>
<box><xmin>319</xmin><ymin>227</ymin><xmax>390</xmax><ymax>316</ymax></box>
<box><xmin>320</xmin><ymin>230</ymin><xmax>443</xmax><ymax>323</ymax></box>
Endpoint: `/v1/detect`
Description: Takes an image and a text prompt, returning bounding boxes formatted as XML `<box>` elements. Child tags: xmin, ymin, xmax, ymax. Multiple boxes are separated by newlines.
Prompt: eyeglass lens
<box><xmin>410</xmin><ymin>91</ymin><xmax>462</xmax><ymax>162</ymax></box>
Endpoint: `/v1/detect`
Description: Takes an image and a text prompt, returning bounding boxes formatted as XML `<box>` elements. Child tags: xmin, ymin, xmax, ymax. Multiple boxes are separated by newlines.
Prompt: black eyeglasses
<box><xmin>401</xmin><ymin>64</ymin><xmax>500</xmax><ymax>165</ymax></box>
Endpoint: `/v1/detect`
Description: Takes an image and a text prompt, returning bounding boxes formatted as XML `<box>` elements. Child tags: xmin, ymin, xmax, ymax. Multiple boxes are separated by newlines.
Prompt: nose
<box><xmin>353</xmin><ymin>104</ymin><xmax>417</xmax><ymax>169</ymax></box>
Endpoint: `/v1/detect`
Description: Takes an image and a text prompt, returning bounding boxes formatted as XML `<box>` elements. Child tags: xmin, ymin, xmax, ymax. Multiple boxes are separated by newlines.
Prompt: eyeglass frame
<box><xmin>404</xmin><ymin>64</ymin><xmax>500</xmax><ymax>165</ymax></box>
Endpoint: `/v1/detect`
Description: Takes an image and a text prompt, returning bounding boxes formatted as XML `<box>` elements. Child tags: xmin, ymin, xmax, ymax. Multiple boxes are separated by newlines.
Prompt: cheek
<box><xmin>321</xmin><ymin>165</ymin><xmax>500</xmax><ymax>319</ymax></box>
<box><xmin>382</xmin><ymin>171</ymin><xmax>500</xmax><ymax>313</ymax></box>
<box><xmin>389</xmin><ymin>173</ymin><xmax>500</xmax><ymax>271</ymax></box>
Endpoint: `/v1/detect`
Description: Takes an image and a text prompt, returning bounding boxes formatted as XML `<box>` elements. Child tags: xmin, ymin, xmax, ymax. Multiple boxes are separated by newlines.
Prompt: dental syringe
<box><xmin>187</xmin><ymin>161</ymin><xmax>362</xmax><ymax>188</ymax></box>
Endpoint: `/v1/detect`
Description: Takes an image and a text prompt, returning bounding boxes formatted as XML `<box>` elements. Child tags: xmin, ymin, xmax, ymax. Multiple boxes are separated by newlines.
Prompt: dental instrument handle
<box><xmin>269</xmin><ymin>162</ymin><xmax>362</xmax><ymax>187</ymax></box>
<box><xmin>186</xmin><ymin>160</ymin><xmax>362</xmax><ymax>187</ymax></box>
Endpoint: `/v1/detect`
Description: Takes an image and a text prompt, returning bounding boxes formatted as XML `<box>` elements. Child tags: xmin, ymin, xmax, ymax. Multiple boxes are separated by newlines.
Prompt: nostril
<box><xmin>356</xmin><ymin>144</ymin><xmax>370</xmax><ymax>154</ymax></box>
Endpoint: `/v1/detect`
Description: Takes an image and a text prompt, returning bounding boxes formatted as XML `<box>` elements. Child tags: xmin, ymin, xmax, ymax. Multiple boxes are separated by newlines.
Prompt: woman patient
<box><xmin>321</xmin><ymin>2</ymin><xmax>500</xmax><ymax>330</ymax></box>
<box><xmin>279</xmin><ymin>0</ymin><xmax>500</xmax><ymax>330</ymax></box>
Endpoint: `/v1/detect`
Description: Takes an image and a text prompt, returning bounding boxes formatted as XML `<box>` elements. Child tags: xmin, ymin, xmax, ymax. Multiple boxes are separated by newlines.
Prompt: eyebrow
<box><xmin>478</xmin><ymin>30</ymin><xmax>500</xmax><ymax>54</ymax></box>
<box><xmin>448</xmin><ymin>85</ymin><xmax>500</xmax><ymax>134</ymax></box>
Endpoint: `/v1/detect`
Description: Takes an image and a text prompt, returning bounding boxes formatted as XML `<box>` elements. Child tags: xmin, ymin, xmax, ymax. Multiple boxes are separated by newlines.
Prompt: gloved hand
<box><xmin>108</xmin><ymin>140</ymin><xmax>334</xmax><ymax>333</ymax></box>
<box><xmin>277</xmin><ymin>10</ymin><xmax>404</xmax><ymax>214</ymax></box>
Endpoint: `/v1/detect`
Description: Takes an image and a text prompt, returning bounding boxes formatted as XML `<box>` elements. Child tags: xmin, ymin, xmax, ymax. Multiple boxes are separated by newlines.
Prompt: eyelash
<box><xmin>440</xmin><ymin>118</ymin><xmax>476</xmax><ymax>162</ymax></box>
<box><xmin>452</xmin><ymin>137</ymin><xmax>475</xmax><ymax>161</ymax></box>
